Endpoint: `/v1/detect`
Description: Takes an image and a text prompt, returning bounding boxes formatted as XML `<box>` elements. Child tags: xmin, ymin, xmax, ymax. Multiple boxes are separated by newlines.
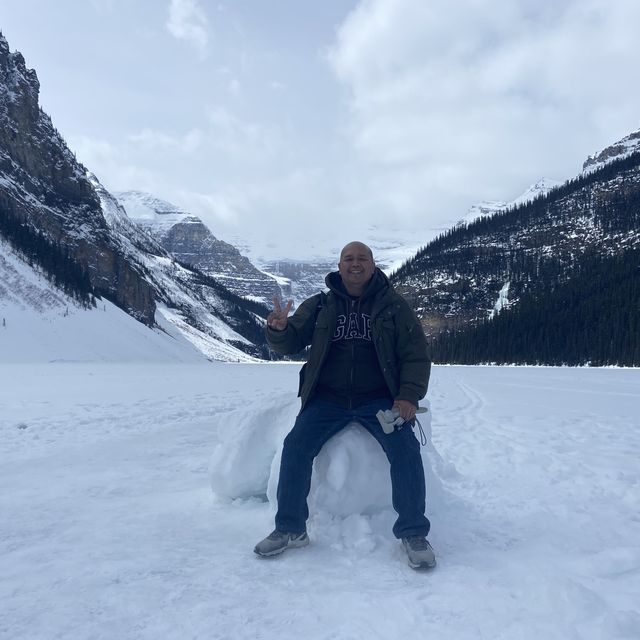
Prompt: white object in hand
<box><xmin>376</xmin><ymin>408</ymin><xmax>405</xmax><ymax>434</ymax></box>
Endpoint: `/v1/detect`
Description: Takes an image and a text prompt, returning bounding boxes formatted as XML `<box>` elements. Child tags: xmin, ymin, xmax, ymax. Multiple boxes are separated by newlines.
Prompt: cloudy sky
<box><xmin>1</xmin><ymin>0</ymin><xmax>639</xmax><ymax>261</ymax></box>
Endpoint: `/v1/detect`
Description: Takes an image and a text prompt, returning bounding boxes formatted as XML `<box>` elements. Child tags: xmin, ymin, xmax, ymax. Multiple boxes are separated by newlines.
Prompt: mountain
<box><xmin>457</xmin><ymin>178</ymin><xmax>562</xmax><ymax>227</ymax></box>
<box><xmin>251</xmin><ymin>180</ymin><xmax>563</xmax><ymax>306</ymax></box>
<box><xmin>114</xmin><ymin>191</ymin><xmax>282</xmax><ymax>304</ymax></box>
<box><xmin>391</xmin><ymin>132</ymin><xmax>640</xmax><ymax>366</ymax></box>
<box><xmin>583</xmin><ymin>128</ymin><xmax>640</xmax><ymax>173</ymax></box>
<box><xmin>0</xmin><ymin>33</ymin><xmax>269</xmax><ymax>361</ymax></box>
<box><xmin>259</xmin><ymin>258</ymin><xmax>333</xmax><ymax>304</ymax></box>
<box><xmin>0</xmin><ymin>234</ymin><xmax>207</xmax><ymax>363</ymax></box>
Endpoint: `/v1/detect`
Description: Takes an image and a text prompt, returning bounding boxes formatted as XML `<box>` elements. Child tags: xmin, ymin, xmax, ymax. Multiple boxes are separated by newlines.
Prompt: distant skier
<box><xmin>254</xmin><ymin>241</ymin><xmax>435</xmax><ymax>569</ymax></box>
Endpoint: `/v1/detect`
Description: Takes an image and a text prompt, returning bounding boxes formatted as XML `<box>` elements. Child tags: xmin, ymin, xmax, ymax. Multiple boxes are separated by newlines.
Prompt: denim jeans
<box><xmin>275</xmin><ymin>396</ymin><xmax>431</xmax><ymax>539</ymax></box>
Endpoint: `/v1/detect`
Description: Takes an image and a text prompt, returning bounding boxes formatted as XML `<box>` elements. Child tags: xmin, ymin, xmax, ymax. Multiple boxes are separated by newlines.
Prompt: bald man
<box><xmin>255</xmin><ymin>241</ymin><xmax>435</xmax><ymax>569</ymax></box>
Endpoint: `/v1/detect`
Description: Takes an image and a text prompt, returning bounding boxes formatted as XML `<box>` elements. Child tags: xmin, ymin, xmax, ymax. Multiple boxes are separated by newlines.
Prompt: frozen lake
<box><xmin>1</xmin><ymin>363</ymin><xmax>639</xmax><ymax>639</ymax></box>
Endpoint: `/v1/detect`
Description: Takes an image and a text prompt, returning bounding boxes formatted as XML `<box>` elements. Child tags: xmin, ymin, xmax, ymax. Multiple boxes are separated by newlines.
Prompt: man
<box><xmin>254</xmin><ymin>241</ymin><xmax>435</xmax><ymax>569</ymax></box>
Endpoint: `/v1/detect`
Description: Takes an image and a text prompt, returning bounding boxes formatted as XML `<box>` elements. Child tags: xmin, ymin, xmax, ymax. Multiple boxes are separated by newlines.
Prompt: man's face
<box><xmin>338</xmin><ymin>242</ymin><xmax>375</xmax><ymax>289</ymax></box>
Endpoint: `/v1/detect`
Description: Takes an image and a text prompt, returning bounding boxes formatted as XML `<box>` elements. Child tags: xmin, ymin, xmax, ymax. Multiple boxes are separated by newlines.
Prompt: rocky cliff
<box><xmin>583</xmin><ymin>129</ymin><xmax>640</xmax><ymax>173</ymax></box>
<box><xmin>0</xmin><ymin>33</ymin><xmax>155</xmax><ymax>324</ymax></box>
<box><xmin>115</xmin><ymin>191</ymin><xmax>282</xmax><ymax>303</ymax></box>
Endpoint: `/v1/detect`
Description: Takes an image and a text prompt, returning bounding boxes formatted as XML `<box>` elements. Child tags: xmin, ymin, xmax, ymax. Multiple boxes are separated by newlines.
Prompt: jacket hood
<box><xmin>325</xmin><ymin>267</ymin><xmax>389</xmax><ymax>300</ymax></box>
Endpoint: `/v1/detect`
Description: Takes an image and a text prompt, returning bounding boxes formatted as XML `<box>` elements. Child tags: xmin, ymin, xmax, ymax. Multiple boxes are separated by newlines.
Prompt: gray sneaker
<box><xmin>401</xmin><ymin>536</ymin><xmax>436</xmax><ymax>569</ymax></box>
<box><xmin>254</xmin><ymin>530</ymin><xmax>310</xmax><ymax>557</ymax></box>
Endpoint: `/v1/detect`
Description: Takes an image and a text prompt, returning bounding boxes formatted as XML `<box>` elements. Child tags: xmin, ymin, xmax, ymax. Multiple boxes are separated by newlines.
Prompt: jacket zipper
<box><xmin>348</xmin><ymin>297</ymin><xmax>363</xmax><ymax>410</ymax></box>
<box><xmin>348</xmin><ymin>298</ymin><xmax>355</xmax><ymax>409</ymax></box>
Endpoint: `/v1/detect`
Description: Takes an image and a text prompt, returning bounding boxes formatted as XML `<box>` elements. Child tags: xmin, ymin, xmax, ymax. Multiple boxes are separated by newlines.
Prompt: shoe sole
<box><xmin>408</xmin><ymin>558</ymin><xmax>437</xmax><ymax>570</ymax></box>
<box><xmin>254</xmin><ymin>537</ymin><xmax>310</xmax><ymax>557</ymax></box>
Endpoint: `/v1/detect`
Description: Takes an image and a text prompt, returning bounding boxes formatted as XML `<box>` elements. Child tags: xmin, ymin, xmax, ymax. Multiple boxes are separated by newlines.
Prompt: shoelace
<box><xmin>267</xmin><ymin>530</ymin><xmax>285</xmax><ymax>540</ymax></box>
<box><xmin>407</xmin><ymin>536</ymin><xmax>430</xmax><ymax>550</ymax></box>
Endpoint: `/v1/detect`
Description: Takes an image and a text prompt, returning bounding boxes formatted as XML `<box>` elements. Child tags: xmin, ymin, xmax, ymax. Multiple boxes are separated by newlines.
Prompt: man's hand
<box><xmin>393</xmin><ymin>399</ymin><xmax>417</xmax><ymax>422</ymax></box>
<box><xmin>267</xmin><ymin>297</ymin><xmax>293</xmax><ymax>331</ymax></box>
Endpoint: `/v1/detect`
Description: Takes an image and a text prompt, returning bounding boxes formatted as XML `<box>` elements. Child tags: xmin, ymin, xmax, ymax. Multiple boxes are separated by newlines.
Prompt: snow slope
<box><xmin>1</xmin><ymin>364</ymin><xmax>639</xmax><ymax>639</ymax></box>
<box><xmin>0</xmin><ymin>238</ymin><xmax>203</xmax><ymax>363</ymax></box>
<box><xmin>456</xmin><ymin>177</ymin><xmax>563</xmax><ymax>228</ymax></box>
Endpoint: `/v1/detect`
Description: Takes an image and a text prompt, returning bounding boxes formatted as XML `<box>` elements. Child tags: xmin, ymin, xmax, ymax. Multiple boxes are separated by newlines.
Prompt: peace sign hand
<box><xmin>267</xmin><ymin>297</ymin><xmax>293</xmax><ymax>331</ymax></box>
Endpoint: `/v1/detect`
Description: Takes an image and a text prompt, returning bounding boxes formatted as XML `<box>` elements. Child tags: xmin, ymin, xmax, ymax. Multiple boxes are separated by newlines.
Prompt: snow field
<box><xmin>1</xmin><ymin>364</ymin><xmax>639</xmax><ymax>639</ymax></box>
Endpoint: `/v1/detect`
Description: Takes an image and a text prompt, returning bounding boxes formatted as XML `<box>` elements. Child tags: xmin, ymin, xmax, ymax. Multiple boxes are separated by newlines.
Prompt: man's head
<box><xmin>338</xmin><ymin>241</ymin><xmax>376</xmax><ymax>294</ymax></box>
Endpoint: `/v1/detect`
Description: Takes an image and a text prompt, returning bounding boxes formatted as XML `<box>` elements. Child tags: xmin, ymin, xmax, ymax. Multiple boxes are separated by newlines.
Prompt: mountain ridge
<box><xmin>114</xmin><ymin>190</ymin><xmax>282</xmax><ymax>304</ymax></box>
<box><xmin>391</xmin><ymin>146</ymin><xmax>640</xmax><ymax>364</ymax></box>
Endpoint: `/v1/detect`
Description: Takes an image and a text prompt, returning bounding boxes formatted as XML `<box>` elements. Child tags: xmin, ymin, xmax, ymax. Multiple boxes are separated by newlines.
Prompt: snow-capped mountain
<box><xmin>258</xmin><ymin>179</ymin><xmax>565</xmax><ymax>306</ymax></box>
<box><xmin>0</xmin><ymin>33</ymin><xmax>268</xmax><ymax>361</ymax></box>
<box><xmin>583</xmin><ymin>128</ymin><xmax>640</xmax><ymax>173</ymax></box>
<box><xmin>259</xmin><ymin>237</ymin><xmax>430</xmax><ymax>306</ymax></box>
<box><xmin>392</xmin><ymin>136</ymin><xmax>640</xmax><ymax>346</ymax></box>
<box><xmin>114</xmin><ymin>191</ymin><xmax>282</xmax><ymax>304</ymax></box>
<box><xmin>457</xmin><ymin>178</ymin><xmax>563</xmax><ymax>228</ymax></box>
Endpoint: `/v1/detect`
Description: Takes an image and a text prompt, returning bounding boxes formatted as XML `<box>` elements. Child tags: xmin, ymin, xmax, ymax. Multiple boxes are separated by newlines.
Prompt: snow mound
<box><xmin>209</xmin><ymin>393</ymin><xmax>298</xmax><ymax>501</ymax></box>
<box><xmin>210</xmin><ymin>396</ymin><xmax>446</xmax><ymax>521</ymax></box>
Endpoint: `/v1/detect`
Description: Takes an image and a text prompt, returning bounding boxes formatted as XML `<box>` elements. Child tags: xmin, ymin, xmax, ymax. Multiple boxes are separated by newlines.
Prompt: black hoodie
<box><xmin>314</xmin><ymin>269</ymin><xmax>391</xmax><ymax>407</ymax></box>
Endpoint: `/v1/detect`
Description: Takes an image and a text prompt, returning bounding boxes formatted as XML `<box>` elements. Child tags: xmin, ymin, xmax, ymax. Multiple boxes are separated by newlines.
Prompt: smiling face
<box><xmin>338</xmin><ymin>242</ymin><xmax>375</xmax><ymax>295</ymax></box>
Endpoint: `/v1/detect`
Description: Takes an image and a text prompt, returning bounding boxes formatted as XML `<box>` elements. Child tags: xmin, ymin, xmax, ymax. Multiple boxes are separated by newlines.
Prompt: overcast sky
<box><xmin>2</xmin><ymin>0</ymin><xmax>639</xmax><ymax>261</ymax></box>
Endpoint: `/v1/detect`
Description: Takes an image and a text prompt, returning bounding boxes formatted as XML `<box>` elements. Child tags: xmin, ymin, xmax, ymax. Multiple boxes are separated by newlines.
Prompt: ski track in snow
<box><xmin>1</xmin><ymin>364</ymin><xmax>639</xmax><ymax>640</ymax></box>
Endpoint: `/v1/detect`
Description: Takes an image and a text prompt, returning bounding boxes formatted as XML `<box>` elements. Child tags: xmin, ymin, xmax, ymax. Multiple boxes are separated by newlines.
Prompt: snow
<box><xmin>87</xmin><ymin>179</ymin><xmax>259</xmax><ymax>362</ymax></box>
<box><xmin>583</xmin><ymin>130</ymin><xmax>640</xmax><ymax>174</ymax></box>
<box><xmin>0</xmin><ymin>297</ymin><xmax>204</xmax><ymax>364</ymax></box>
<box><xmin>490</xmin><ymin>281</ymin><xmax>510</xmax><ymax>319</ymax></box>
<box><xmin>0</xmin><ymin>239</ymin><xmax>204</xmax><ymax>364</ymax></box>
<box><xmin>2</xmin><ymin>363</ymin><xmax>639</xmax><ymax>639</ymax></box>
<box><xmin>114</xmin><ymin>190</ymin><xmax>199</xmax><ymax>232</ymax></box>
<box><xmin>510</xmin><ymin>177</ymin><xmax>562</xmax><ymax>207</ymax></box>
<box><xmin>1</xmin><ymin>224</ymin><xmax>256</xmax><ymax>363</ymax></box>
<box><xmin>458</xmin><ymin>178</ymin><xmax>563</xmax><ymax>228</ymax></box>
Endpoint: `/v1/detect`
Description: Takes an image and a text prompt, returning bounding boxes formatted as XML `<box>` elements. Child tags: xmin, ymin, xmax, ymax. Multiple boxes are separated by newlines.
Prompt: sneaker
<box><xmin>254</xmin><ymin>529</ymin><xmax>310</xmax><ymax>557</ymax></box>
<box><xmin>401</xmin><ymin>536</ymin><xmax>436</xmax><ymax>569</ymax></box>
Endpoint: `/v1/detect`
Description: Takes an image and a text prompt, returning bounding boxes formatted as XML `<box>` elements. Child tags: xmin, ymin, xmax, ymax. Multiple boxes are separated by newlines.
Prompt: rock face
<box><xmin>583</xmin><ymin>129</ymin><xmax>640</xmax><ymax>173</ymax></box>
<box><xmin>0</xmin><ymin>33</ymin><xmax>269</xmax><ymax>360</ymax></box>
<box><xmin>260</xmin><ymin>259</ymin><xmax>335</xmax><ymax>304</ymax></box>
<box><xmin>0</xmin><ymin>33</ymin><xmax>155</xmax><ymax>324</ymax></box>
<box><xmin>115</xmin><ymin>191</ymin><xmax>282</xmax><ymax>303</ymax></box>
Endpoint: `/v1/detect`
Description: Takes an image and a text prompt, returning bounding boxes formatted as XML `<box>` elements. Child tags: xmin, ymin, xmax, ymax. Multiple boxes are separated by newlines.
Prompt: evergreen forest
<box><xmin>428</xmin><ymin>247</ymin><xmax>639</xmax><ymax>366</ymax></box>
<box><xmin>0</xmin><ymin>203</ymin><xmax>96</xmax><ymax>307</ymax></box>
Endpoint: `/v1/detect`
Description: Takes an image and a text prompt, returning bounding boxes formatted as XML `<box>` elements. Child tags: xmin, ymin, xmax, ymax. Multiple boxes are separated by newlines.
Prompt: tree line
<box><xmin>429</xmin><ymin>248</ymin><xmax>640</xmax><ymax>366</ymax></box>
<box><xmin>0</xmin><ymin>203</ymin><xmax>96</xmax><ymax>307</ymax></box>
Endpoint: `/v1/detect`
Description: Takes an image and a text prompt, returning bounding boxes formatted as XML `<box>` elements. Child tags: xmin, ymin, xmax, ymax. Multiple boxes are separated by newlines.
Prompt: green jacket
<box><xmin>267</xmin><ymin>270</ymin><xmax>431</xmax><ymax>410</ymax></box>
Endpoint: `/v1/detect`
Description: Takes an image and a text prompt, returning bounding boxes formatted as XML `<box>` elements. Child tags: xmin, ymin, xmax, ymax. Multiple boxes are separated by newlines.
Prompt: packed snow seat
<box><xmin>210</xmin><ymin>395</ymin><xmax>443</xmax><ymax>520</ymax></box>
<box><xmin>267</xmin><ymin>403</ymin><xmax>439</xmax><ymax>517</ymax></box>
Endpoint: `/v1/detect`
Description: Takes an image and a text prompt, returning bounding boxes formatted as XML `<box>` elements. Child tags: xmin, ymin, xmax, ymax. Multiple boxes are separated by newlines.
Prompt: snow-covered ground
<box><xmin>1</xmin><ymin>364</ymin><xmax>639</xmax><ymax>640</ymax></box>
<box><xmin>0</xmin><ymin>236</ymin><xmax>256</xmax><ymax>364</ymax></box>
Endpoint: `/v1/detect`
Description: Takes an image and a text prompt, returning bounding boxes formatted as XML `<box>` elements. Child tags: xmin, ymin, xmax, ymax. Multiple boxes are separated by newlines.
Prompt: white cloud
<box><xmin>206</xmin><ymin>107</ymin><xmax>282</xmax><ymax>161</ymax></box>
<box><xmin>128</xmin><ymin>128</ymin><xmax>204</xmax><ymax>153</ymax></box>
<box><xmin>166</xmin><ymin>0</ymin><xmax>209</xmax><ymax>57</ymax></box>
<box><xmin>67</xmin><ymin>135</ymin><xmax>158</xmax><ymax>193</ymax></box>
<box><xmin>89</xmin><ymin>0</ymin><xmax>117</xmax><ymax>13</ymax></box>
<box><xmin>328</xmin><ymin>0</ymin><xmax>640</xmax><ymax>222</ymax></box>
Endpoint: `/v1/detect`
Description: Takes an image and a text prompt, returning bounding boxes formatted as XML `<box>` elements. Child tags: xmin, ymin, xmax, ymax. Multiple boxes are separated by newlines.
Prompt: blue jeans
<box><xmin>275</xmin><ymin>396</ymin><xmax>431</xmax><ymax>539</ymax></box>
